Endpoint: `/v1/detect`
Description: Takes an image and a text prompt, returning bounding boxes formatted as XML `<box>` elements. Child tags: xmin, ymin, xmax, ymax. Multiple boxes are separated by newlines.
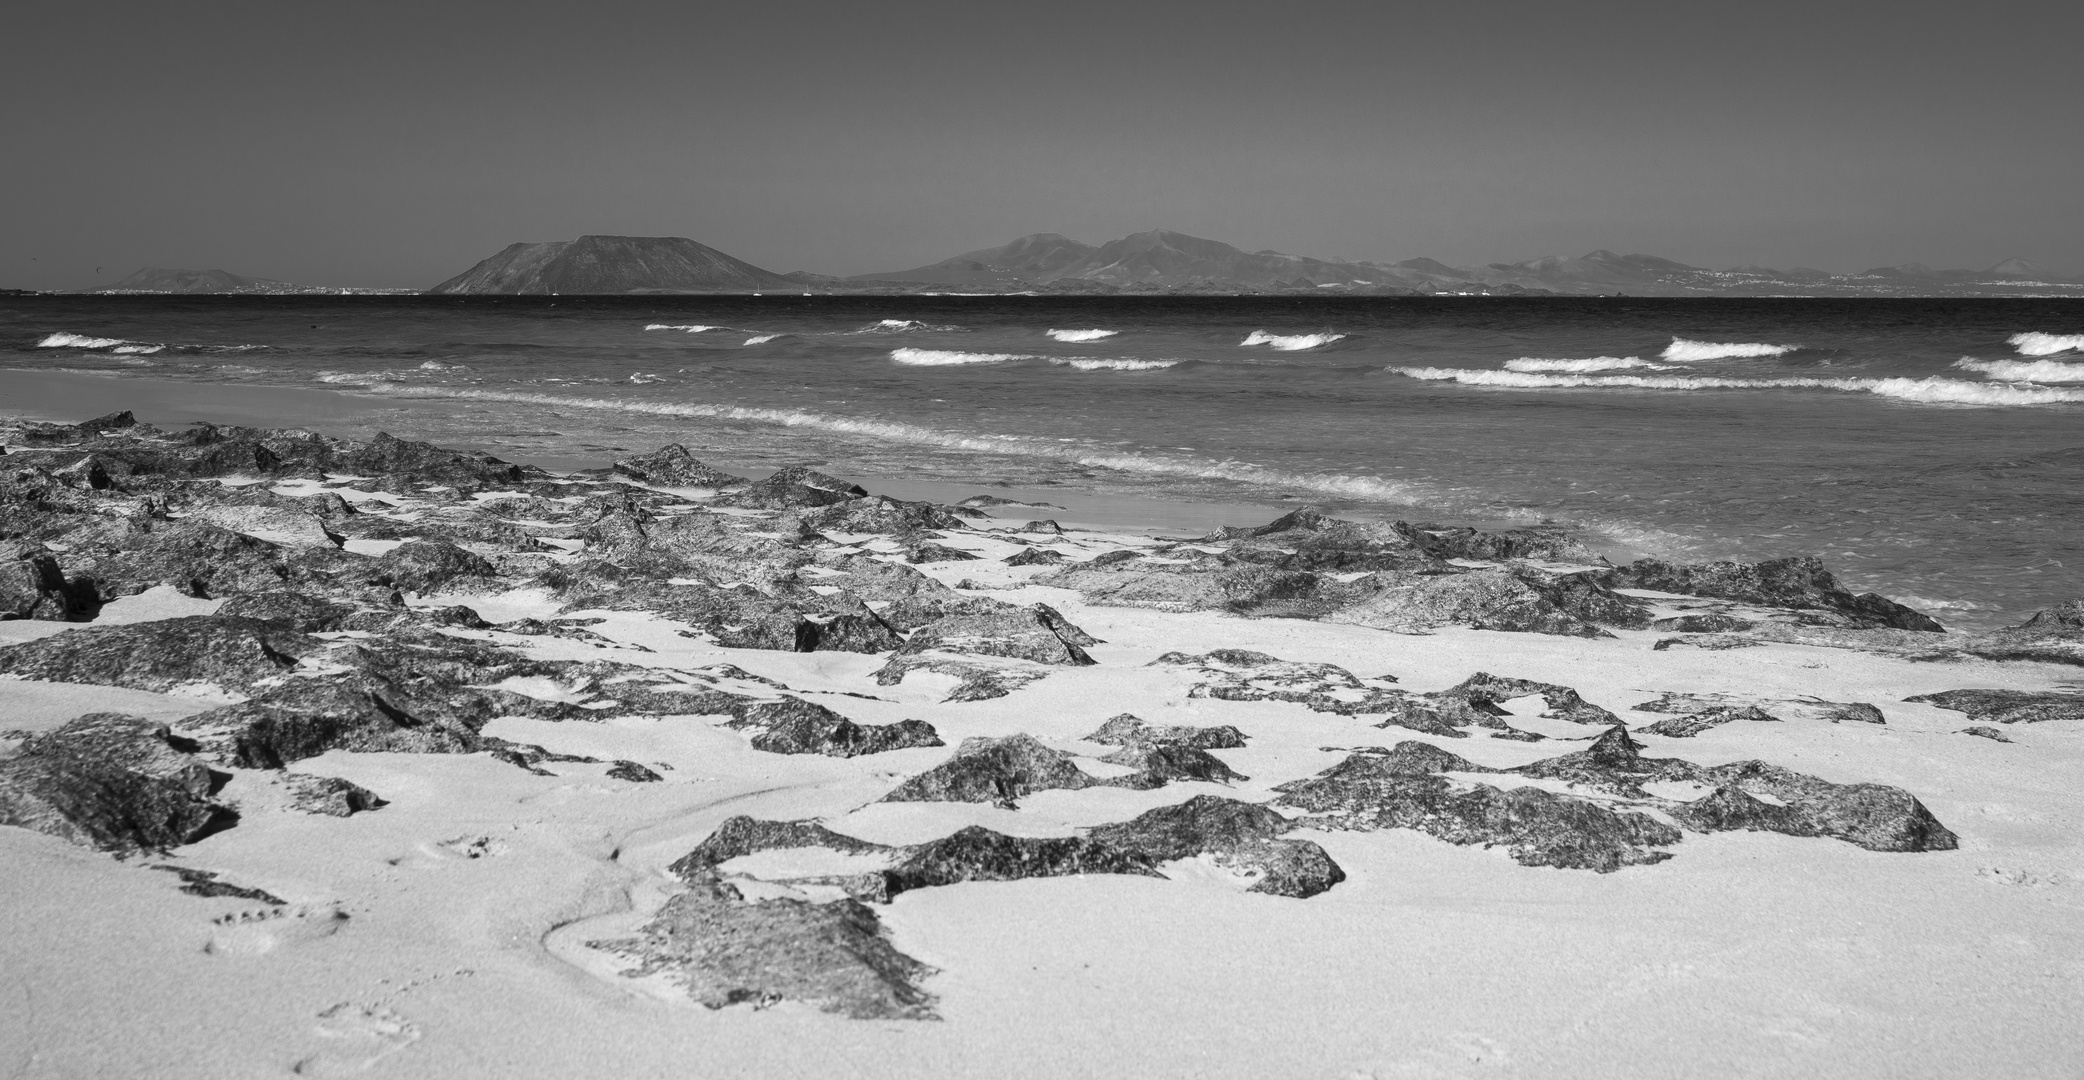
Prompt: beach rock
<box><xmin>1638</xmin><ymin>705</ymin><xmax>1781</xmax><ymax>738</ymax></box>
<box><xmin>1959</xmin><ymin>726</ymin><xmax>2013</xmax><ymax>742</ymax></box>
<box><xmin>1650</xmin><ymin>613</ymin><xmax>1757</xmax><ymax>633</ymax></box>
<box><xmin>370</xmin><ymin>539</ymin><xmax>500</xmax><ymax>593</ymax></box>
<box><xmin>714</xmin><ymin>465</ymin><xmax>868</xmax><ymax>509</ymax></box>
<box><xmin>215</xmin><ymin>589</ymin><xmax>357</xmax><ymax>632</ymax></box>
<box><xmin>0</xmin><ymin>615</ymin><xmax>317</xmax><ymax>695</ymax></box>
<box><xmin>1273</xmin><ymin>747</ymin><xmax>1681</xmax><ymax>872</ymax></box>
<box><xmin>1436</xmin><ymin>673</ymin><xmax>1620</xmax><ymax>726</ymax></box>
<box><xmin>282</xmin><ymin>773</ymin><xmax>386</xmax><ymax>816</ymax></box>
<box><xmin>873</xmin><ymin>605</ymin><xmax>1097</xmax><ymax>685</ymax></box>
<box><xmin>150</xmin><ymin>865</ymin><xmax>286</xmax><ymax>904</ymax></box>
<box><xmin>1903</xmin><ymin>689</ymin><xmax>2084</xmax><ymax>724</ymax></box>
<box><xmin>1511</xmin><ymin>726</ymin><xmax>1701</xmax><ymax>796</ymax></box>
<box><xmin>335</xmin><ymin>431</ymin><xmax>541</xmax><ymax>489</ymax></box>
<box><xmin>1408</xmin><ymin>520</ymin><xmax>1605</xmax><ymax>563</ymax></box>
<box><xmin>0</xmin><ymin>541</ymin><xmax>79</xmax><ymax>620</ymax></box>
<box><xmin>1954</xmin><ymin>599</ymin><xmax>2084</xmax><ymax>665</ymax></box>
<box><xmin>669</xmin><ymin>817</ymin><xmax>893</xmax><ymax>875</ymax></box>
<box><xmin>185</xmin><ymin>503</ymin><xmax>342</xmax><ymax>548</ymax></box>
<box><xmin>877</xmin><ymin>658</ymin><xmax>1053</xmax><ymax>702</ymax></box>
<box><xmin>1326</xmin><ymin>568</ymin><xmax>1614</xmax><ymax>637</ymax></box>
<box><xmin>903</xmin><ymin>542</ymin><xmax>978</xmax><ymax>564</ymax></box>
<box><xmin>183</xmin><ymin>677</ymin><xmax>490</xmax><ymax>768</ymax></box>
<box><xmin>1151</xmin><ymin>649</ymin><xmax>1405</xmax><ymax>716</ymax></box>
<box><xmin>1820</xmin><ymin>702</ymin><xmax>1887</xmax><ymax>725</ymax></box>
<box><xmin>611</xmin><ymin>445</ymin><xmax>747</xmax><ymax>487</ymax></box>
<box><xmin>69</xmin><ymin>520</ymin><xmax>297</xmax><ymax>600</ymax></box>
<box><xmin>879</xmin><ymin>826</ymin><xmax>1161</xmax><ymax>897</ymax></box>
<box><xmin>796</xmin><ymin>495</ymin><xmax>971</xmax><ymax>536</ymax></box>
<box><xmin>723</xmin><ymin>698</ymin><xmax>942</xmax><ymax>757</ymax></box>
<box><xmin>1207</xmin><ymin>508</ymin><xmax>1447</xmax><ymax>573</ymax></box>
<box><xmin>1098</xmin><ymin>742</ymin><xmax>1249</xmax><ymax>786</ymax></box>
<box><xmin>0</xmin><ymin>713</ymin><xmax>234</xmax><ymax>853</ymax></box>
<box><xmin>880</xmin><ymin>734</ymin><xmax>1097</xmax><ymax>806</ymax></box>
<box><xmin>604</xmin><ymin>760</ymin><xmax>664</xmax><ymax>782</ymax></box>
<box><xmin>1004</xmin><ymin>547</ymin><xmax>1066</xmax><ymax>566</ymax></box>
<box><xmin>1675</xmin><ymin>761</ymin><xmax>1958</xmax><ymax>852</ymax></box>
<box><xmin>1652</xmin><ymin>634</ymin><xmax>1765</xmax><ymax>651</ymax></box>
<box><xmin>593</xmin><ymin>872</ymin><xmax>937</xmax><ymax>1020</ymax></box>
<box><xmin>1082</xmin><ymin>713</ymin><xmax>1248</xmax><ymax>750</ymax></box>
<box><xmin>1606</xmin><ymin>556</ymin><xmax>1942</xmax><ymax>631</ymax></box>
<box><xmin>1086</xmin><ymin>794</ymin><xmax>1345</xmax><ymax>898</ymax></box>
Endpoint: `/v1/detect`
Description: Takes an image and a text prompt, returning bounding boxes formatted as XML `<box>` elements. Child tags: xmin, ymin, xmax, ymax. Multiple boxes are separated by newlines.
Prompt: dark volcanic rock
<box><xmin>1511</xmin><ymin>726</ymin><xmax>1699</xmax><ymax>796</ymax></box>
<box><xmin>669</xmin><ymin>817</ymin><xmax>893</xmax><ymax>875</ymax></box>
<box><xmin>1152</xmin><ymin>649</ymin><xmax>1405</xmax><ymax>716</ymax></box>
<box><xmin>0</xmin><ymin>541</ymin><xmax>82</xmax><ymax>620</ymax></box>
<box><xmin>1087</xmin><ymin>794</ymin><xmax>1345</xmax><ymax>898</ymax></box>
<box><xmin>904</xmin><ymin>542</ymin><xmax>978</xmax><ymax>564</ymax></box>
<box><xmin>1327</xmin><ymin>569</ymin><xmax>1616</xmax><ymax>638</ymax></box>
<box><xmin>611</xmin><ymin>445</ymin><xmax>748</xmax><ymax>488</ymax></box>
<box><xmin>873</xmin><ymin>604</ymin><xmax>1098</xmax><ymax>686</ymax></box>
<box><xmin>1273</xmin><ymin>747</ymin><xmax>1681</xmax><ymax>872</ymax></box>
<box><xmin>1638</xmin><ymin>705</ymin><xmax>1781</xmax><ymax>738</ymax></box>
<box><xmin>1675</xmin><ymin>761</ymin><xmax>1958</xmax><ymax>852</ymax></box>
<box><xmin>594</xmin><ymin>872</ymin><xmax>937</xmax><ymax>1020</ymax></box>
<box><xmin>71</xmin><ymin>520</ymin><xmax>299</xmax><ymax>600</ymax></box>
<box><xmin>1606</xmin><ymin>556</ymin><xmax>1942</xmax><ymax>631</ymax></box>
<box><xmin>1903</xmin><ymin>689</ymin><xmax>2084</xmax><ymax>724</ymax></box>
<box><xmin>604</xmin><ymin>760</ymin><xmax>665</xmax><ymax>782</ymax></box>
<box><xmin>714</xmin><ymin>465</ymin><xmax>868</xmax><ymax>509</ymax></box>
<box><xmin>0</xmin><ymin>713</ymin><xmax>234</xmax><ymax>853</ymax></box>
<box><xmin>879</xmin><ymin>734</ymin><xmax>1096</xmax><ymax>805</ymax></box>
<box><xmin>1436</xmin><ymin>673</ymin><xmax>1620</xmax><ymax>725</ymax></box>
<box><xmin>1083</xmin><ymin>713</ymin><xmax>1248</xmax><ymax>750</ymax></box>
<box><xmin>797</xmin><ymin>495</ymin><xmax>971</xmax><ymax>536</ymax></box>
<box><xmin>724</xmin><ymin>698</ymin><xmax>943</xmax><ymax>758</ymax></box>
<box><xmin>1959</xmin><ymin>726</ymin><xmax>2013</xmax><ymax>742</ymax></box>
<box><xmin>879</xmin><ymin>826</ymin><xmax>1161</xmax><ymax>897</ymax></box>
<box><xmin>1004</xmin><ymin>547</ymin><xmax>1067</xmax><ymax>566</ymax></box>
<box><xmin>1097</xmin><ymin>742</ymin><xmax>1249</xmax><ymax>786</ymax></box>
<box><xmin>281</xmin><ymin>774</ymin><xmax>386</xmax><ymax>816</ymax></box>
<box><xmin>370</xmin><ymin>539</ymin><xmax>499</xmax><ymax>593</ymax></box>
<box><xmin>0</xmin><ymin>615</ymin><xmax>317</xmax><ymax>694</ymax></box>
<box><xmin>215</xmin><ymin>589</ymin><xmax>357</xmax><ymax>632</ymax></box>
<box><xmin>1956</xmin><ymin>600</ymin><xmax>2084</xmax><ymax>665</ymax></box>
<box><xmin>1650</xmin><ymin>613</ymin><xmax>1757</xmax><ymax>633</ymax></box>
<box><xmin>151</xmin><ymin>865</ymin><xmax>286</xmax><ymax>904</ymax></box>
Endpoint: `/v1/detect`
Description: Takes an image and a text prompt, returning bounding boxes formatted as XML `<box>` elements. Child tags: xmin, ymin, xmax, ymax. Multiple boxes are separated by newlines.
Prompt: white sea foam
<box><xmin>643</xmin><ymin>324</ymin><xmax>721</xmax><ymax>332</ymax></box>
<box><xmin>1503</xmin><ymin>356</ymin><xmax>1661</xmax><ymax>373</ymax></box>
<box><xmin>113</xmin><ymin>345</ymin><xmax>164</xmax><ymax>355</ymax></box>
<box><xmin>2009</xmin><ymin>332</ymin><xmax>2084</xmax><ymax>356</ymax></box>
<box><xmin>890</xmin><ymin>348</ymin><xmax>1031</xmax><ymax>366</ymax></box>
<box><xmin>38</xmin><ymin>333</ymin><xmax>134</xmax><ymax>349</ymax></box>
<box><xmin>1954</xmin><ymin>357</ymin><xmax>2084</xmax><ymax>382</ymax></box>
<box><xmin>628</xmin><ymin>373</ymin><xmax>665</xmax><ymax>384</ymax></box>
<box><xmin>1047</xmin><ymin>328</ymin><xmax>1118</xmax><ymax>343</ymax></box>
<box><xmin>1388</xmin><ymin>366</ymin><xmax>2084</xmax><ymax>405</ymax></box>
<box><xmin>1046</xmin><ymin>357</ymin><xmax>1179</xmax><ymax>371</ymax></box>
<box><xmin>744</xmin><ymin>334</ymin><xmax>782</xmax><ymax>345</ymax></box>
<box><xmin>1660</xmin><ymin>337</ymin><xmax>1793</xmax><ymax>361</ymax></box>
<box><xmin>858</xmin><ymin>319</ymin><xmax>963</xmax><ymax>333</ymax></box>
<box><xmin>1241</xmin><ymin>330</ymin><xmax>1346</xmax><ymax>351</ymax></box>
<box><xmin>324</xmin><ymin>382</ymin><xmax>1431</xmax><ymax>505</ymax></box>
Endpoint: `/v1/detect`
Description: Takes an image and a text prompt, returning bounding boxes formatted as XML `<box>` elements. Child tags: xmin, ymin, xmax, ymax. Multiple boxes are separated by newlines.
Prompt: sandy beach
<box><xmin>3</xmin><ymin>381</ymin><xmax>2081</xmax><ymax>1080</ymax></box>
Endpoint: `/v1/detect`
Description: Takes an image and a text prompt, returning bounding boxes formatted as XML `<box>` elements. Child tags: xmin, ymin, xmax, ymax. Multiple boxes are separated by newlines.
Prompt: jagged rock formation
<box><xmin>426</xmin><ymin>235</ymin><xmax>798</xmax><ymax>294</ymax></box>
<box><xmin>0</xmin><ymin>713</ymin><xmax>234</xmax><ymax>852</ymax></box>
<box><xmin>1904</xmin><ymin>689</ymin><xmax>2084</xmax><ymax>724</ymax></box>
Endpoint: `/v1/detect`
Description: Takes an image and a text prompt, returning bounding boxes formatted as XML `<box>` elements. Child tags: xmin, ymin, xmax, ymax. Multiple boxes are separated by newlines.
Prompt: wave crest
<box><xmin>38</xmin><ymin>333</ymin><xmax>134</xmax><ymax>349</ymax></box>
<box><xmin>1047</xmin><ymin>328</ymin><xmax>1118</xmax><ymax>342</ymax></box>
<box><xmin>1504</xmin><ymin>356</ymin><xmax>1660</xmax><ymax>373</ymax></box>
<box><xmin>1241</xmin><ymin>330</ymin><xmax>1345</xmax><ymax>351</ymax></box>
<box><xmin>1660</xmin><ymin>337</ymin><xmax>1792</xmax><ymax>361</ymax></box>
<box><xmin>1388</xmin><ymin>366</ymin><xmax>2084</xmax><ymax>405</ymax></box>
<box><xmin>744</xmin><ymin>334</ymin><xmax>783</xmax><ymax>345</ymax></box>
<box><xmin>1954</xmin><ymin>357</ymin><xmax>2084</xmax><ymax>383</ymax></box>
<box><xmin>2009</xmin><ymin>332</ymin><xmax>2084</xmax><ymax>356</ymax></box>
<box><xmin>643</xmin><ymin>324</ymin><xmax>723</xmax><ymax>332</ymax></box>
<box><xmin>890</xmin><ymin>348</ymin><xmax>1031</xmax><ymax>366</ymax></box>
<box><xmin>1046</xmin><ymin>357</ymin><xmax>1179</xmax><ymax>371</ymax></box>
<box><xmin>857</xmin><ymin>319</ymin><xmax>964</xmax><ymax>333</ymax></box>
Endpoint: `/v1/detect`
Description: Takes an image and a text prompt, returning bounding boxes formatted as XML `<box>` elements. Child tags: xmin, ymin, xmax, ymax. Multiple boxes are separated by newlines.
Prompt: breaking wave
<box><xmin>1046</xmin><ymin>357</ymin><xmax>1179</xmax><ymax>371</ymax></box>
<box><xmin>1047</xmin><ymin>328</ymin><xmax>1118</xmax><ymax>342</ymax></box>
<box><xmin>743</xmin><ymin>334</ymin><xmax>783</xmax><ymax>345</ymax></box>
<box><xmin>643</xmin><ymin>324</ymin><xmax>725</xmax><ymax>332</ymax></box>
<box><xmin>1954</xmin><ymin>357</ymin><xmax>2084</xmax><ymax>383</ymax></box>
<box><xmin>1504</xmin><ymin>356</ymin><xmax>1662</xmax><ymax>373</ymax></box>
<box><xmin>1241</xmin><ymin>330</ymin><xmax>1345</xmax><ymax>351</ymax></box>
<box><xmin>324</xmin><ymin>382</ymin><xmax>1431</xmax><ymax>505</ymax></box>
<box><xmin>1660</xmin><ymin>337</ymin><xmax>1793</xmax><ymax>361</ymax></box>
<box><xmin>2009</xmin><ymin>332</ymin><xmax>2084</xmax><ymax>356</ymax></box>
<box><xmin>1388</xmin><ymin>366</ymin><xmax>2084</xmax><ymax>405</ymax></box>
<box><xmin>890</xmin><ymin>348</ymin><xmax>1031</xmax><ymax>366</ymax></box>
<box><xmin>856</xmin><ymin>319</ymin><xmax>964</xmax><ymax>333</ymax></box>
<box><xmin>39</xmin><ymin>333</ymin><xmax>140</xmax><ymax>349</ymax></box>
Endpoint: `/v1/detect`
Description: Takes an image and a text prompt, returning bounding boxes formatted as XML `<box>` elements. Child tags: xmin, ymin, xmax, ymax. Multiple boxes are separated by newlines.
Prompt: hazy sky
<box><xmin>5</xmin><ymin>0</ymin><xmax>2079</xmax><ymax>289</ymax></box>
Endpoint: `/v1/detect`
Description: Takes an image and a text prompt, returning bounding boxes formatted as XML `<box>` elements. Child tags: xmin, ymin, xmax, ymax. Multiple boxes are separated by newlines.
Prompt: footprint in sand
<box><xmin>290</xmin><ymin>1004</ymin><xmax>421</xmax><ymax>1076</ymax></box>
<box><xmin>386</xmin><ymin>835</ymin><xmax>513</xmax><ymax>870</ymax></box>
<box><xmin>204</xmin><ymin>906</ymin><xmax>349</xmax><ymax>957</ymax></box>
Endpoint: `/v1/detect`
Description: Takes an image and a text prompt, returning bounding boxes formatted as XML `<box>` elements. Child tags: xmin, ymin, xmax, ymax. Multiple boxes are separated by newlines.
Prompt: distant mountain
<box><xmin>855</xmin><ymin>233</ymin><xmax>1100</xmax><ymax>285</ymax></box>
<box><xmin>93</xmin><ymin>267</ymin><xmax>296</xmax><ymax>294</ymax></box>
<box><xmin>1985</xmin><ymin>258</ymin><xmax>2051</xmax><ymax>280</ymax></box>
<box><xmin>427</xmin><ymin>235</ymin><xmax>796</xmax><ymax>294</ymax></box>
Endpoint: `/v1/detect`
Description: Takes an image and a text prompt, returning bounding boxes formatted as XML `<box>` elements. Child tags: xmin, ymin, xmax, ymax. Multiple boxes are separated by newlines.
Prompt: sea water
<box><xmin>5</xmin><ymin>294</ymin><xmax>2081</xmax><ymax>629</ymax></box>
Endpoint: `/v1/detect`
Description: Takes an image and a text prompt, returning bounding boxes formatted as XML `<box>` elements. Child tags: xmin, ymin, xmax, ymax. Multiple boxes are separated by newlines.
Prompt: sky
<box><xmin>4</xmin><ymin>0</ymin><xmax>2080</xmax><ymax>289</ymax></box>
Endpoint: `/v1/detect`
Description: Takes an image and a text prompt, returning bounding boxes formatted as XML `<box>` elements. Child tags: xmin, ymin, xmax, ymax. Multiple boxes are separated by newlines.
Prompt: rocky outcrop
<box><xmin>0</xmin><ymin>713</ymin><xmax>234</xmax><ymax>852</ymax></box>
<box><xmin>873</xmin><ymin>604</ymin><xmax>1098</xmax><ymax>688</ymax></box>
<box><xmin>1639</xmin><ymin>705</ymin><xmax>1781</xmax><ymax>737</ymax></box>
<box><xmin>592</xmin><ymin>872</ymin><xmax>938</xmax><ymax>1020</ymax></box>
<box><xmin>1086</xmin><ymin>795</ymin><xmax>1344</xmax><ymax>898</ymax></box>
<box><xmin>282</xmin><ymin>774</ymin><xmax>386</xmax><ymax>816</ymax></box>
<box><xmin>1605</xmin><ymin>556</ymin><xmax>1942</xmax><ymax>631</ymax></box>
<box><xmin>714</xmin><ymin>465</ymin><xmax>868</xmax><ymax>509</ymax></box>
<box><xmin>1904</xmin><ymin>689</ymin><xmax>2084</xmax><ymax>724</ymax></box>
<box><xmin>723</xmin><ymin>698</ymin><xmax>942</xmax><ymax>757</ymax></box>
<box><xmin>1083</xmin><ymin>713</ymin><xmax>1248</xmax><ymax>750</ymax></box>
<box><xmin>0</xmin><ymin>541</ymin><xmax>83</xmax><ymax>620</ymax></box>
<box><xmin>0</xmin><ymin>615</ymin><xmax>317</xmax><ymax>694</ymax></box>
<box><xmin>1151</xmin><ymin>649</ymin><xmax>1404</xmax><ymax>714</ymax></box>
<box><xmin>879</xmin><ymin>734</ymin><xmax>1100</xmax><ymax>806</ymax></box>
<box><xmin>610</xmin><ymin>445</ymin><xmax>747</xmax><ymax>488</ymax></box>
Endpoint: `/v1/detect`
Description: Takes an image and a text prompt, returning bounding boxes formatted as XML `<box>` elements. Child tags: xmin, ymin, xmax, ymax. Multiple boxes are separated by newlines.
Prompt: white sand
<box><xmin>3</xmin><ymin>475</ymin><xmax>2081</xmax><ymax>1077</ymax></box>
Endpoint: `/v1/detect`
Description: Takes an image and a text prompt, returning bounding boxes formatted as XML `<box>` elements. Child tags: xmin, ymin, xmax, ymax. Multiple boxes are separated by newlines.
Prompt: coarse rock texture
<box><xmin>713</xmin><ymin>465</ymin><xmax>868</xmax><ymax>509</ymax></box>
<box><xmin>0</xmin><ymin>712</ymin><xmax>232</xmax><ymax>852</ymax></box>
<box><xmin>592</xmin><ymin>872</ymin><xmax>938</xmax><ymax>1020</ymax></box>
<box><xmin>1603</xmin><ymin>556</ymin><xmax>1943</xmax><ymax>631</ymax></box>
<box><xmin>722</xmin><ymin>697</ymin><xmax>943</xmax><ymax>757</ymax></box>
<box><xmin>1638</xmin><ymin>705</ymin><xmax>1783</xmax><ymax>738</ymax></box>
<box><xmin>1903</xmin><ymin>689</ymin><xmax>2084</xmax><ymax>724</ymax></box>
<box><xmin>0</xmin><ymin>540</ymin><xmax>84</xmax><ymax>620</ymax></box>
<box><xmin>1085</xmin><ymin>795</ymin><xmax>1344</xmax><ymax>898</ymax></box>
<box><xmin>1151</xmin><ymin>649</ymin><xmax>1405</xmax><ymax>715</ymax></box>
<box><xmin>610</xmin><ymin>445</ymin><xmax>747</xmax><ymax>488</ymax></box>
<box><xmin>0</xmin><ymin>615</ymin><xmax>318</xmax><ymax>694</ymax></box>
<box><xmin>281</xmin><ymin>773</ymin><xmax>386</xmax><ymax>816</ymax></box>
<box><xmin>1083</xmin><ymin>713</ymin><xmax>1249</xmax><ymax>750</ymax></box>
<box><xmin>879</xmin><ymin>734</ymin><xmax>1102</xmax><ymax>805</ymax></box>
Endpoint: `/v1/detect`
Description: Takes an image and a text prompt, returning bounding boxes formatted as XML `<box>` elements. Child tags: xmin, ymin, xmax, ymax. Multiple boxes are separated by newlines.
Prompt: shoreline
<box><xmin>0</xmin><ymin>404</ymin><xmax>2080</xmax><ymax>1077</ymax></box>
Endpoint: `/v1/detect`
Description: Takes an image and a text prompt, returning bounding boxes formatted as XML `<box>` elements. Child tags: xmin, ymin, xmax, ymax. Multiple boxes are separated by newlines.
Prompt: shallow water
<box><xmin>4</xmin><ymin>294</ymin><xmax>2081</xmax><ymax>628</ymax></box>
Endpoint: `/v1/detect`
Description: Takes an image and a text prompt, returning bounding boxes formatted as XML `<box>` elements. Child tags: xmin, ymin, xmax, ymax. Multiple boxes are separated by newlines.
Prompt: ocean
<box><xmin>5</xmin><ymin>294</ymin><xmax>2082</xmax><ymax>630</ymax></box>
